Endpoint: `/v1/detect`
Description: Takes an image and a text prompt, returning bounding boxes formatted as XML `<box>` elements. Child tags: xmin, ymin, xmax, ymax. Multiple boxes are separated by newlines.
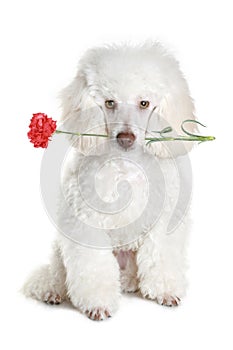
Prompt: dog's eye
<box><xmin>140</xmin><ymin>101</ymin><xmax>150</xmax><ymax>109</ymax></box>
<box><xmin>105</xmin><ymin>100</ymin><xmax>115</xmax><ymax>109</ymax></box>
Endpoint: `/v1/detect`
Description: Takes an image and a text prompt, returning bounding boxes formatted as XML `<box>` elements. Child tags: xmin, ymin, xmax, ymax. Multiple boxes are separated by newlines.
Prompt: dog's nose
<box><xmin>116</xmin><ymin>132</ymin><xmax>136</xmax><ymax>149</ymax></box>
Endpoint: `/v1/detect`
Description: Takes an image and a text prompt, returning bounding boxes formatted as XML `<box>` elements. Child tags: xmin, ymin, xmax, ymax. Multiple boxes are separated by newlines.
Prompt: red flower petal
<box><xmin>27</xmin><ymin>113</ymin><xmax>57</xmax><ymax>148</ymax></box>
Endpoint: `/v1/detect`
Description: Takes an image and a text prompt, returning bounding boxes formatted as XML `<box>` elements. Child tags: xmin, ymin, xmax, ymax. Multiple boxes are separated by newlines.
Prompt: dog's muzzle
<box><xmin>116</xmin><ymin>132</ymin><xmax>136</xmax><ymax>149</ymax></box>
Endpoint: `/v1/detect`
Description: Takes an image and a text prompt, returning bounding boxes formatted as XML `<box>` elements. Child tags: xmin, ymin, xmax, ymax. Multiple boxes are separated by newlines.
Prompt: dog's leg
<box><xmin>60</xmin><ymin>237</ymin><xmax>121</xmax><ymax>320</ymax></box>
<box><xmin>137</xmin><ymin>225</ymin><xmax>188</xmax><ymax>307</ymax></box>
<box><xmin>22</xmin><ymin>240</ymin><xmax>67</xmax><ymax>304</ymax></box>
<box><xmin>114</xmin><ymin>250</ymin><xmax>139</xmax><ymax>293</ymax></box>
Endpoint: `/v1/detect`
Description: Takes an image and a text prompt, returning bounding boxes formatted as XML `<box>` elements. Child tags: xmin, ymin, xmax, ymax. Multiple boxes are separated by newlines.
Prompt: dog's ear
<box><xmin>59</xmin><ymin>72</ymin><xmax>106</xmax><ymax>153</ymax></box>
<box><xmin>60</xmin><ymin>73</ymin><xmax>87</xmax><ymax>122</ymax></box>
<box><xmin>147</xmin><ymin>83</ymin><xmax>197</xmax><ymax>158</ymax></box>
<box><xmin>159</xmin><ymin>88</ymin><xmax>196</xmax><ymax>132</ymax></box>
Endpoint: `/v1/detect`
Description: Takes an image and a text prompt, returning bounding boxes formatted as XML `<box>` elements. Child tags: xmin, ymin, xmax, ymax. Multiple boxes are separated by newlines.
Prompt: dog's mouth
<box><xmin>116</xmin><ymin>132</ymin><xmax>136</xmax><ymax>150</ymax></box>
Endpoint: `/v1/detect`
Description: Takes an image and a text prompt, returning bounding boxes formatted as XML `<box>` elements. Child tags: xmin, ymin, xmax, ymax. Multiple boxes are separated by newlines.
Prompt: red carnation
<box><xmin>27</xmin><ymin>113</ymin><xmax>57</xmax><ymax>148</ymax></box>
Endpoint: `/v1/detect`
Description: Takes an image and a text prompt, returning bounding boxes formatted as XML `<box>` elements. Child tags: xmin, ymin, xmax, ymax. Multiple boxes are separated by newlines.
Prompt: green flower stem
<box><xmin>55</xmin><ymin>125</ymin><xmax>216</xmax><ymax>144</ymax></box>
<box><xmin>146</xmin><ymin>120</ymin><xmax>215</xmax><ymax>144</ymax></box>
<box><xmin>145</xmin><ymin>135</ymin><xmax>215</xmax><ymax>143</ymax></box>
<box><xmin>55</xmin><ymin>130</ymin><xmax>108</xmax><ymax>138</ymax></box>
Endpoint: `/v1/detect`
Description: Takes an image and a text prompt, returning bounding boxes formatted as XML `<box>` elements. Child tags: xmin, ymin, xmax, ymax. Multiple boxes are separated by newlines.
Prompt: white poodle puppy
<box><xmin>23</xmin><ymin>42</ymin><xmax>196</xmax><ymax>320</ymax></box>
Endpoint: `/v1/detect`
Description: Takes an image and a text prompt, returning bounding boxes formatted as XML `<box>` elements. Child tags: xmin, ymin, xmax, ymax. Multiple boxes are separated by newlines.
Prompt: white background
<box><xmin>0</xmin><ymin>0</ymin><xmax>232</xmax><ymax>349</ymax></box>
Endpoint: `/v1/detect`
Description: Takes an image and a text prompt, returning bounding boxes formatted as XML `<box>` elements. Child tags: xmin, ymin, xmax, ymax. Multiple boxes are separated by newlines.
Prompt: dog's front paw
<box><xmin>139</xmin><ymin>269</ymin><xmax>186</xmax><ymax>306</ymax></box>
<box><xmin>139</xmin><ymin>276</ymin><xmax>185</xmax><ymax>307</ymax></box>
<box><xmin>156</xmin><ymin>295</ymin><xmax>181</xmax><ymax>307</ymax></box>
<box><xmin>73</xmin><ymin>294</ymin><xmax>119</xmax><ymax>320</ymax></box>
<box><xmin>85</xmin><ymin>308</ymin><xmax>111</xmax><ymax>321</ymax></box>
<box><xmin>70</xmin><ymin>287</ymin><xmax>120</xmax><ymax>320</ymax></box>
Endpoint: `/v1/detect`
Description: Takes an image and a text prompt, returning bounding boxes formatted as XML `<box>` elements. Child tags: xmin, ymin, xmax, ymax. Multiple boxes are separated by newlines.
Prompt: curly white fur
<box><xmin>23</xmin><ymin>42</ymin><xmax>195</xmax><ymax>320</ymax></box>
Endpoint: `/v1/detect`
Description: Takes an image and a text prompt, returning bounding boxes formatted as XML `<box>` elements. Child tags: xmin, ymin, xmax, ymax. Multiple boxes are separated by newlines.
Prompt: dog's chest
<box><xmin>94</xmin><ymin>158</ymin><xmax>148</xmax><ymax>203</ymax></box>
<box><xmin>61</xmin><ymin>151</ymin><xmax>184</xmax><ymax>248</ymax></box>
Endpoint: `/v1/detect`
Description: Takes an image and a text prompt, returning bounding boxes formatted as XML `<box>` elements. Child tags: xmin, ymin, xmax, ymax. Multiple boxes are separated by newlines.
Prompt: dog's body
<box><xmin>24</xmin><ymin>42</ymin><xmax>195</xmax><ymax>320</ymax></box>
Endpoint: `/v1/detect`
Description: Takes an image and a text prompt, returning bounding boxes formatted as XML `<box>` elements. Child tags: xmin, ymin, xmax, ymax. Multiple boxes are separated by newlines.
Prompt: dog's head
<box><xmin>60</xmin><ymin>42</ymin><xmax>196</xmax><ymax>157</ymax></box>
